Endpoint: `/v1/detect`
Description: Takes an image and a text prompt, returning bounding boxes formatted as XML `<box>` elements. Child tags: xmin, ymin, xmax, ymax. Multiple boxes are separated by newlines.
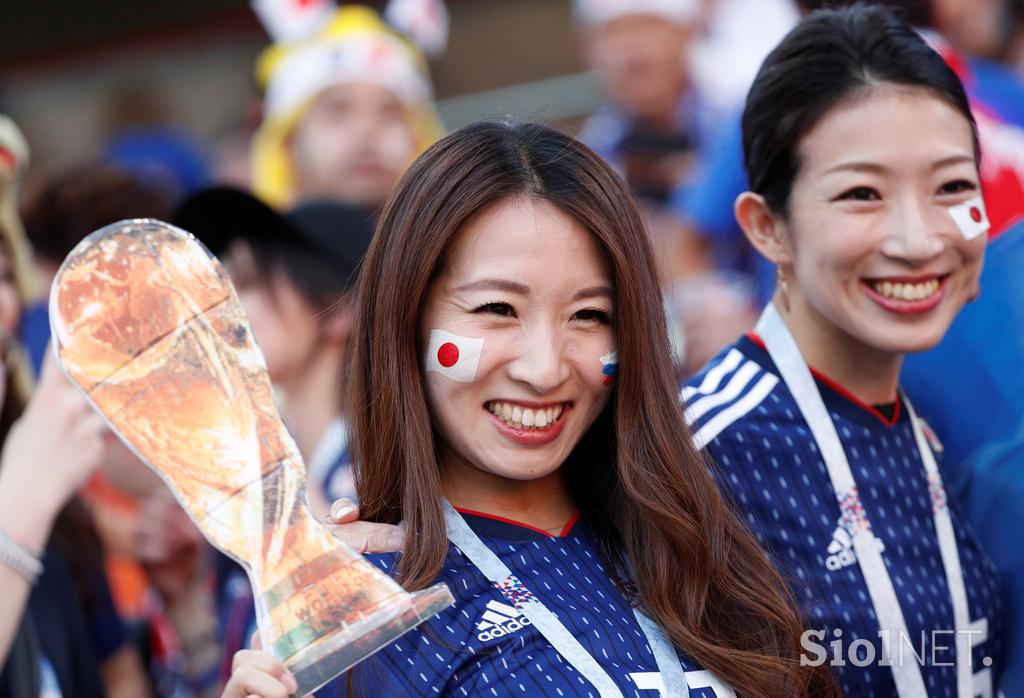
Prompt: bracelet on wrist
<box><xmin>0</xmin><ymin>526</ymin><xmax>42</xmax><ymax>584</ymax></box>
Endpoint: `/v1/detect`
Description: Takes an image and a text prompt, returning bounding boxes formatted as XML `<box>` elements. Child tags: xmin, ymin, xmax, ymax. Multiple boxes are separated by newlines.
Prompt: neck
<box><xmin>440</xmin><ymin>454</ymin><xmax>575</xmax><ymax>535</ymax></box>
<box><xmin>776</xmin><ymin>292</ymin><xmax>902</xmax><ymax>406</ymax></box>
<box><xmin>280</xmin><ymin>346</ymin><xmax>344</xmax><ymax>460</ymax></box>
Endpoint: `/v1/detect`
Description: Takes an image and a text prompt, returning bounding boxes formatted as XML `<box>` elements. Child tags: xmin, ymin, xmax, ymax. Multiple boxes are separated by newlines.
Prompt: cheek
<box><xmin>375</xmin><ymin>122</ymin><xmax>417</xmax><ymax>166</ymax></box>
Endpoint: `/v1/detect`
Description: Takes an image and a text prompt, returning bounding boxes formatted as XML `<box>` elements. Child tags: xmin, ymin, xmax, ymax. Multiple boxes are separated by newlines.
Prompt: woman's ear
<box><xmin>734</xmin><ymin>192</ymin><xmax>793</xmax><ymax>267</ymax></box>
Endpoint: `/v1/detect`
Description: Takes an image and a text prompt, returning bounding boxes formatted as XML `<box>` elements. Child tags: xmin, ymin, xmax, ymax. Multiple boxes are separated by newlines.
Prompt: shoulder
<box><xmin>681</xmin><ymin>336</ymin><xmax>784</xmax><ymax>450</ymax></box>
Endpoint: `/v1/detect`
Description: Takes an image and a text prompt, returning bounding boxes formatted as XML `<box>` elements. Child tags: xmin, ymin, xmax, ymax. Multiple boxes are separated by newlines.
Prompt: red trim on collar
<box><xmin>558</xmin><ymin>510</ymin><xmax>580</xmax><ymax>537</ymax></box>
<box><xmin>746</xmin><ymin>332</ymin><xmax>901</xmax><ymax>427</ymax></box>
<box><xmin>454</xmin><ymin>507</ymin><xmax>580</xmax><ymax>538</ymax></box>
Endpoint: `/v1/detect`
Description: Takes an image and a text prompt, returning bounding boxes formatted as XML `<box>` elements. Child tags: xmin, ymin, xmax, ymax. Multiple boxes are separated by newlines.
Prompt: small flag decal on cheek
<box><xmin>600</xmin><ymin>351</ymin><xmax>619</xmax><ymax>386</ymax></box>
<box><xmin>948</xmin><ymin>196</ymin><xmax>990</xmax><ymax>241</ymax></box>
<box><xmin>426</xmin><ymin>330</ymin><xmax>483</xmax><ymax>382</ymax></box>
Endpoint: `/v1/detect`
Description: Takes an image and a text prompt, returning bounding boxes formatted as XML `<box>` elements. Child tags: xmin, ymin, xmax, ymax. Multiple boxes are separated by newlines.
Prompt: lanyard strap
<box><xmin>756</xmin><ymin>304</ymin><xmax>929</xmax><ymax>697</ymax></box>
<box><xmin>633</xmin><ymin>609</ymin><xmax>689</xmax><ymax>698</ymax></box>
<box><xmin>904</xmin><ymin>399</ymin><xmax>975</xmax><ymax>697</ymax></box>
<box><xmin>444</xmin><ymin>500</ymin><xmax>730</xmax><ymax>697</ymax></box>
<box><xmin>444</xmin><ymin>500</ymin><xmax>624</xmax><ymax>697</ymax></box>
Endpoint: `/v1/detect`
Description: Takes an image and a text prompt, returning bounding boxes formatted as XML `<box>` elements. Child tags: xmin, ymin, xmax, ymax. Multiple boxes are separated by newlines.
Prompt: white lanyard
<box><xmin>443</xmin><ymin>500</ymin><xmax>732</xmax><ymax>697</ymax></box>
<box><xmin>756</xmin><ymin>303</ymin><xmax>973</xmax><ymax>697</ymax></box>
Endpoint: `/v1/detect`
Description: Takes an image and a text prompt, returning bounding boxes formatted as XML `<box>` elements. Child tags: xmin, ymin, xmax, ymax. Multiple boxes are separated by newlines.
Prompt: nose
<box><xmin>879</xmin><ymin>194</ymin><xmax>947</xmax><ymax>263</ymax></box>
<box><xmin>506</xmin><ymin>323</ymin><xmax>570</xmax><ymax>394</ymax></box>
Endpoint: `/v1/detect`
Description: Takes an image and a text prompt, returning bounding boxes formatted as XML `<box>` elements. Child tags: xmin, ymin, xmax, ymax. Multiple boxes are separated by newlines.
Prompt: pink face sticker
<box><xmin>948</xmin><ymin>196</ymin><xmax>990</xmax><ymax>241</ymax></box>
<box><xmin>426</xmin><ymin>329</ymin><xmax>484</xmax><ymax>382</ymax></box>
<box><xmin>600</xmin><ymin>350</ymin><xmax>618</xmax><ymax>386</ymax></box>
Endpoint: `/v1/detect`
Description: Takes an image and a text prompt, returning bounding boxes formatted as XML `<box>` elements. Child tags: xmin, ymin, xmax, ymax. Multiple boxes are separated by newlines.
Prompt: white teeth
<box><xmin>869</xmin><ymin>278</ymin><xmax>939</xmax><ymax>301</ymax></box>
<box><xmin>486</xmin><ymin>402</ymin><xmax>566</xmax><ymax>430</ymax></box>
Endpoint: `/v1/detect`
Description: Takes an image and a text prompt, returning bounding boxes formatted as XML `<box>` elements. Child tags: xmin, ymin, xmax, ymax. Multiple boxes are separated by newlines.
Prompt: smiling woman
<box><xmin>684</xmin><ymin>5</ymin><xmax>1003</xmax><ymax>697</ymax></box>
<box><xmin>220</xmin><ymin>120</ymin><xmax>840</xmax><ymax>697</ymax></box>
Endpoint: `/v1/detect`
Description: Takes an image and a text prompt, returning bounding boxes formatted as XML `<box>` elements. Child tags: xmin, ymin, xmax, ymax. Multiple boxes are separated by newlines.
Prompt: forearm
<box><xmin>0</xmin><ymin>486</ymin><xmax>57</xmax><ymax>665</ymax></box>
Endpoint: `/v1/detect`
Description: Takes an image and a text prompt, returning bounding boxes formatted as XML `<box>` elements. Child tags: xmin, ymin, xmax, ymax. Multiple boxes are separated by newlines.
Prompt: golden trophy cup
<box><xmin>50</xmin><ymin>219</ymin><xmax>453</xmax><ymax>695</ymax></box>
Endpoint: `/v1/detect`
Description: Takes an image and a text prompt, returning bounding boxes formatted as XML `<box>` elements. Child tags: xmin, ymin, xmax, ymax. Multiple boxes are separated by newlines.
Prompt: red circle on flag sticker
<box><xmin>970</xmin><ymin>206</ymin><xmax>982</xmax><ymax>223</ymax></box>
<box><xmin>437</xmin><ymin>343</ymin><xmax>459</xmax><ymax>368</ymax></box>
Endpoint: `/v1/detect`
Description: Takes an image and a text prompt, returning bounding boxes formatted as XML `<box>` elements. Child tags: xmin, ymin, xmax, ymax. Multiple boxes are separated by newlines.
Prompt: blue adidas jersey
<box><xmin>331</xmin><ymin>511</ymin><xmax>727</xmax><ymax>697</ymax></box>
<box><xmin>684</xmin><ymin>335</ymin><xmax>1004</xmax><ymax>697</ymax></box>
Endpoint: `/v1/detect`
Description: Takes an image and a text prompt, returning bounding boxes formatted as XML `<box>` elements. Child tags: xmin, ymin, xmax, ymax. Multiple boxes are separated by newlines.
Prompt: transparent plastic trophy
<box><xmin>50</xmin><ymin>219</ymin><xmax>453</xmax><ymax>695</ymax></box>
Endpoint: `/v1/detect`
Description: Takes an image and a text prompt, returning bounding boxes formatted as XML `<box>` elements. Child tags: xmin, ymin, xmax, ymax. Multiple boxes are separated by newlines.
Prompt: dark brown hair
<box><xmin>744</xmin><ymin>3</ymin><xmax>977</xmax><ymax>214</ymax></box>
<box><xmin>348</xmin><ymin>121</ymin><xmax>839</xmax><ymax>697</ymax></box>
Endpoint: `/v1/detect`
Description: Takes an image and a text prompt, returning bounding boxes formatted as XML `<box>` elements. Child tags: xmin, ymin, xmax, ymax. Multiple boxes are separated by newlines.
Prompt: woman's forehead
<box><xmin>797</xmin><ymin>86</ymin><xmax>976</xmax><ymax>175</ymax></box>
<box><xmin>441</xmin><ymin>198</ymin><xmax>611</xmax><ymax>290</ymax></box>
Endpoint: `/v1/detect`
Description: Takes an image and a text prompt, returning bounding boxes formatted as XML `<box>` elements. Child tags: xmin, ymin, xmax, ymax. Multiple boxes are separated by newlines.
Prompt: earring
<box><xmin>776</xmin><ymin>266</ymin><xmax>791</xmax><ymax>313</ymax></box>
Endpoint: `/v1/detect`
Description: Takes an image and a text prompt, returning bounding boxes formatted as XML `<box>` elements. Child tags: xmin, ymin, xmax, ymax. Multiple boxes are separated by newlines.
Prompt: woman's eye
<box><xmin>939</xmin><ymin>179</ymin><xmax>977</xmax><ymax>195</ymax></box>
<box><xmin>837</xmin><ymin>186</ymin><xmax>880</xmax><ymax>202</ymax></box>
<box><xmin>573</xmin><ymin>308</ymin><xmax>610</xmax><ymax>324</ymax></box>
<box><xmin>476</xmin><ymin>302</ymin><xmax>515</xmax><ymax>317</ymax></box>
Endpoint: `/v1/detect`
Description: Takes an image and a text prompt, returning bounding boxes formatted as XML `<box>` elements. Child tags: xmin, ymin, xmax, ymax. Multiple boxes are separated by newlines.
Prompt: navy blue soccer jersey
<box><xmin>684</xmin><ymin>335</ymin><xmax>1003</xmax><ymax>697</ymax></box>
<box><xmin>332</xmin><ymin>510</ymin><xmax>729</xmax><ymax>697</ymax></box>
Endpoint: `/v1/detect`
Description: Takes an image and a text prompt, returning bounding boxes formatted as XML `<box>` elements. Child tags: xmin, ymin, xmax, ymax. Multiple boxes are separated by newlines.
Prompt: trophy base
<box><xmin>286</xmin><ymin>582</ymin><xmax>454</xmax><ymax>696</ymax></box>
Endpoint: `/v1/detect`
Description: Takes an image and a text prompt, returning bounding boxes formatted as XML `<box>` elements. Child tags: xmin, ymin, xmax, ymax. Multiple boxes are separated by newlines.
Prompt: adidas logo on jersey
<box><xmin>476</xmin><ymin>600</ymin><xmax>532</xmax><ymax>642</ymax></box>
<box><xmin>824</xmin><ymin>526</ymin><xmax>886</xmax><ymax>571</ymax></box>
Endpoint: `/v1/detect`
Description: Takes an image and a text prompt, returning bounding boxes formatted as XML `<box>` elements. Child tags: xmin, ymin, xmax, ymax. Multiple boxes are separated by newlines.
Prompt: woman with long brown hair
<box><xmin>223</xmin><ymin>121</ymin><xmax>838</xmax><ymax>697</ymax></box>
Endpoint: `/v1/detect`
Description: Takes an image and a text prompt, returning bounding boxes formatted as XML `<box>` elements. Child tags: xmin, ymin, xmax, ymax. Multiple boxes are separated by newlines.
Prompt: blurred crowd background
<box><xmin>1</xmin><ymin>0</ymin><xmax>1024</xmax><ymax>696</ymax></box>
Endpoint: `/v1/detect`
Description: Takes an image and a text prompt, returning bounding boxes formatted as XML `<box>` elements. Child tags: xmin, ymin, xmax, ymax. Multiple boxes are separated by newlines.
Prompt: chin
<box><xmin>861</xmin><ymin>322</ymin><xmax>950</xmax><ymax>355</ymax></box>
<box><xmin>479</xmin><ymin>448</ymin><xmax>566</xmax><ymax>481</ymax></box>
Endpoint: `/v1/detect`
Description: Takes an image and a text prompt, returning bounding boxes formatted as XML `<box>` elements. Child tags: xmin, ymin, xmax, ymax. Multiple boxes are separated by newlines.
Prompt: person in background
<box><xmin>100</xmin><ymin>83</ymin><xmax>210</xmax><ymax>202</ymax></box>
<box><xmin>20</xmin><ymin>164</ymin><xmax>173</xmax><ymax>372</ymax></box>
<box><xmin>174</xmin><ymin>187</ymin><xmax>374</xmax><ymax>516</ymax></box>
<box><xmin>173</xmin><ymin>187</ymin><xmax>374</xmax><ymax>692</ymax></box>
<box><xmin>0</xmin><ymin>116</ymin><xmax>150</xmax><ymax>698</ymax></box>
<box><xmin>574</xmin><ymin>0</ymin><xmax>763</xmax><ymax>376</ymax></box>
<box><xmin>251</xmin><ymin>5</ymin><xmax>443</xmax><ymax>212</ymax></box>
<box><xmin>19</xmin><ymin>162</ymin><xmax>220</xmax><ymax>696</ymax></box>
<box><xmin>574</xmin><ymin>0</ymin><xmax>701</xmax><ymax>205</ymax></box>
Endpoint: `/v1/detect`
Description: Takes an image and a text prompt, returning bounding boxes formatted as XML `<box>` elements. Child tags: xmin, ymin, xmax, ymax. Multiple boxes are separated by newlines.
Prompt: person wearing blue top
<box><xmin>901</xmin><ymin>216</ymin><xmax>1024</xmax><ymax>696</ymax></box>
<box><xmin>222</xmin><ymin>122</ymin><xmax>840</xmax><ymax>697</ymax></box>
<box><xmin>684</xmin><ymin>6</ymin><xmax>1004</xmax><ymax>696</ymax></box>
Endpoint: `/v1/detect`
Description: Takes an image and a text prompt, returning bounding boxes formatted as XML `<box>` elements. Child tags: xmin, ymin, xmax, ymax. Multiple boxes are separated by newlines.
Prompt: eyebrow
<box><xmin>572</xmin><ymin>286</ymin><xmax>613</xmax><ymax>301</ymax></box>
<box><xmin>823</xmin><ymin>154</ymin><xmax>975</xmax><ymax>176</ymax></box>
<box><xmin>454</xmin><ymin>279</ymin><xmax>530</xmax><ymax>294</ymax></box>
<box><xmin>453</xmin><ymin>279</ymin><xmax>613</xmax><ymax>301</ymax></box>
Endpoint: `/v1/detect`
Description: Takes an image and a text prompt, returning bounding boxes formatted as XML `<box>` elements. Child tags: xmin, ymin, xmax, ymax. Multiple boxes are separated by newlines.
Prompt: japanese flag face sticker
<box><xmin>425</xmin><ymin>329</ymin><xmax>484</xmax><ymax>383</ymax></box>
<box><xmin>600</xmin><ymin>350</ymin><xmax>618</xmax><ymax>386</ymax></box>
<box><xmin>947</xmin><ymin>196</ymin><xmax>990</xmax><ymax>241</ymax></box>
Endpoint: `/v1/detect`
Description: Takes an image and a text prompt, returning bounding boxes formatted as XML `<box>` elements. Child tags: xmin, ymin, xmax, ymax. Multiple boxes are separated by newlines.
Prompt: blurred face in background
<box><xmin>932</xmin><ymin>0</ymin><xmax>1008</xmax><ymax>58</ymax></box>
<box><xmin>287</xmin><ymin>82</ymin><xmax>418</xmax><ymax>209</ymax></box>
<box><xmin>225</xmin><ymin>241</ymin><xmax>321</xmax><ymax>387</ymax></box>
<box><xmin>583</xmin><ymin>13</ymin><xmax>692</xmax><ymax>124</ymax></box>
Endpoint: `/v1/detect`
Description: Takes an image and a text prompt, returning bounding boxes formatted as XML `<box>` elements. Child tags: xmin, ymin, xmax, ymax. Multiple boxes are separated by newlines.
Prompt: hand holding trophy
<box><xmin>50</xmin><ymin>219</ymin><xmax>453</xmax><ymax>695</ymax></box>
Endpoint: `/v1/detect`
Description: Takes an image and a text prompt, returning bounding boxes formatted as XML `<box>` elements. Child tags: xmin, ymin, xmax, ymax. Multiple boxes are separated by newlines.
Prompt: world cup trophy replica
<box><xmin>50</xmin><ymin>219</ymin><xmax>453</xmax><ymax>695</ymax></box>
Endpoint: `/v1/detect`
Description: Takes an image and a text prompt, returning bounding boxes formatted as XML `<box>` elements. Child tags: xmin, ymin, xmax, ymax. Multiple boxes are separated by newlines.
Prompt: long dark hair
<box><xmin>348</xmin><ymin>121</ymin><xmax>839</xmax><ymax>697</ymax></box>
<box><xmin>743</xmin><ymin>2</ymin><xmax>978</xmax><ymax>214</ymax></box>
